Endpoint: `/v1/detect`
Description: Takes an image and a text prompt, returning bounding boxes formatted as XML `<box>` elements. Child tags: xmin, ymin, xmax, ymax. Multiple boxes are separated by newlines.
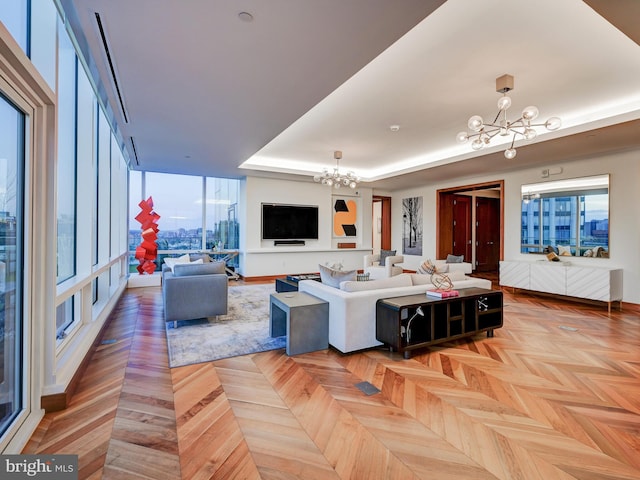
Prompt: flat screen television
<box><xmin>261</xmin><ymin>203</ymin><xmax>319</xmax><ymax>240</ymax></box>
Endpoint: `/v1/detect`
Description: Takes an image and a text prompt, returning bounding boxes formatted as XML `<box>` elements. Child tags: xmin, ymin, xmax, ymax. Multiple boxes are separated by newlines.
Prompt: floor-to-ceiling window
<box><xmin>1</xmin><ymin>1</ymin><xmax>131</xmax><ymax>450</ymax></box>
<box><xmin>0</xmin><ymin>1</ymin><xmax>28</xmax><ymax>54</ymax></box>
<box><xmin>128</xmin><ymin>173</ymin><xmax>240</xmax><ymax>271</ymax></box>
<box><xmin>55</xmin><ymin>17</ymin><xmax>77</xmax><ymax>284</ymax></box>
<box><xmin>0</xmin><ymin>93</ymin><xmax>24</xmax><ymax>437</ymax></box>
<box><xmin>206</xmin><ymin>177</ymin><xmax>239</xmax><ymax>269</ymax></box>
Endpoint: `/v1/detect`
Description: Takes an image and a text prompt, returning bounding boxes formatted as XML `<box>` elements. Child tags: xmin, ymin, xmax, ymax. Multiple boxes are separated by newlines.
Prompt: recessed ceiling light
<box><xmin>238</xmin><ymin>12</ymin><xmax>254</xmax><ymax>22</ymax></box>
<box><xmin>390</xmin><ymin>125</ymin><xmax>400</xmax><ymax>132</ymax></box>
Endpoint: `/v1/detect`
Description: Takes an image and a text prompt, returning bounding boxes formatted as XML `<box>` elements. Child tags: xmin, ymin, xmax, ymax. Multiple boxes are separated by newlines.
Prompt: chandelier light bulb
<box><xmin>522</xmin><ymin>105</ymin><xmax>539</xmax><ymax>121</ymax></box>
<box><xmin>456</xmin><ymin>75</ymin><xmax>560</xmax><ymax>161</ymax></box>
<box><xmin>504</xmin><ymin>148</ymin><xmax>517</xmax><ymax>159</ymax></box>
<box><xmin>497</xmin><ymin>95</ymin><xmax>512</xmax><ymax>110</ymax></box>
<box><xmin>545</xmin><ymin>117</ymin><xmax>561</xmax><ymax>130</ymax></box>
<box><xmin>349</xmin><ymin>181</ymin><xmax>356</xmax><ymax>189</ymax></box>
<box><xmin>456</xmin><ymin>131</ymin><xmax>469</xmax><ymax>143</ymax></box>
<box><xmin>468</xmin><ymin>115</ymin><xmax>484</xmax><ymax>132</ymax></box>
<box><xmin>325</xmin><ymin>178</ymin><xmax>333</xmax><ymax>186</ymax></box>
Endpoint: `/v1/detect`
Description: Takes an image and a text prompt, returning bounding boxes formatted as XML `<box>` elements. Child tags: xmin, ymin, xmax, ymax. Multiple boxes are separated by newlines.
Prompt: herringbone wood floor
<box><xmin>24</xmin><ymin>280</ymin><xmax>640</xmax><ymax>479</ymax></box>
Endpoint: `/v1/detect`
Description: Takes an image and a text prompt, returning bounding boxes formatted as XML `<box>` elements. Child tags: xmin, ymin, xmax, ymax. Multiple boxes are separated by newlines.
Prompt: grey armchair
<box><xmin>162</xmin><ymin>260</ymin><xmax>228</xmax><ymax>327</ymax></box>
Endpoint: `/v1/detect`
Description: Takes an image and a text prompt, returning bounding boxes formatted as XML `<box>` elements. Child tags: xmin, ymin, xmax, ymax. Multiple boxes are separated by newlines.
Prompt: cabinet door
<box><xmin>566</xmin><ymin>267</ymin><xmax>614</xmax><ymax>301</ymax></box>
<box><xmin>530</xmin><ymin>264</ymin><xmax>566</xmax><ymax>295</ymax></box>
<box><xmin>499</xmin><ymin>261</ymin><xmax>530</xmax><ymax>289</ymax></box>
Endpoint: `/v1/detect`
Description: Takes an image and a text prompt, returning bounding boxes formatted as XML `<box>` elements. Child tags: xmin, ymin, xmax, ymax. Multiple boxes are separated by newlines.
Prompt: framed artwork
<box><xmin>333</xmin><ymin>196</ymin><xmax>358</xmax><ymax>237</ymax></box>
<box><xmin>402</xmin><ymin>196</ymin><xmax>423</xmax><ymax>255</ymax></box>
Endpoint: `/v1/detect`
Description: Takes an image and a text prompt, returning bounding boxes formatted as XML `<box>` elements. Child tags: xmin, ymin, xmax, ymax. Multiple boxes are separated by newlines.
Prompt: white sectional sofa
<box><xmin>298</xmin><ymin>272</ymin><xmax>492</xmax><ymax>354</ymax></box>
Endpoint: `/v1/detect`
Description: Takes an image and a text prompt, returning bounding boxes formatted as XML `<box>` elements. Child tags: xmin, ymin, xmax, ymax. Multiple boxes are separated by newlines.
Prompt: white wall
<box><xmin>390</xmin><ymin>148</ymin><xmax>640</xmax><ymax>304</ymax></box>
<box><xmin>241</xmin><ymin>176</ymin><xmax>373</xmax><ymax>277</ymax></box>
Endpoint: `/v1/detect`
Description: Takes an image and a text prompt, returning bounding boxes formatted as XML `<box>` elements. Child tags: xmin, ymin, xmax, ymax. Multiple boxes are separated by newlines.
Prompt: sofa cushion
<box><xmin>411</xmin><ymin>270</ymin><xmax>468</xmax><ymax>286</ymax></box>
<box><xmin>319</xmin><ymin>264</ymin><xmax>356</xmax><ymax>288</ymax></box>
<box><xmin>379</xmin><ymin>249</ymin><xmax>396</xmax><ymax>266</ymax></box>
<box><xmin>340</xmin><ymin>273</ymin><xmax>412</xmax><ymax>292</ymax></box>
<box><xmin>173</xmin><ymin>260</ymin><xmax>226</xmax><ymax>277</ymax></box>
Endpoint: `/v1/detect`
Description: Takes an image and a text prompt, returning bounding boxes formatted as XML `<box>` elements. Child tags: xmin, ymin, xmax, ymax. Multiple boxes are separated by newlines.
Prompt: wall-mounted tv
<box><xmin>261</xmin><ymin>203</ymin><xmax>319</xmax><ymax>240</ymax></box>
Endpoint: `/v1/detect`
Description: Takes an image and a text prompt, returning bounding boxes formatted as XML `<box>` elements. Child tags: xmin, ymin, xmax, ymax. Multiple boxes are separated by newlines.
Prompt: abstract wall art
<box><xmin>333</xmin><ymin>197</ymin><xmax>358</xmax><ymax>237</ymax></box>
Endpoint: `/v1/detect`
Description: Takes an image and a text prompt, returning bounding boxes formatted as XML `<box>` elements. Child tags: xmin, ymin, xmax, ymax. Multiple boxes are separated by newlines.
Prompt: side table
<box><xmin>270</xmin><ymin>291</ymin><xmax>329</xmax><ymax>355</ymax></box>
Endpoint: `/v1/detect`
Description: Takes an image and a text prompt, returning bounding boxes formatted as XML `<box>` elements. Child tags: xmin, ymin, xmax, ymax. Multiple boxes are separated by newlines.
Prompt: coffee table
<box><xmin>270</xmin><ymin>291</ymin><xmax>329</xmax><ymax>355</ymax></box>
<box><xmin>275</xmin><ymin>273</ymin><xmax>322</xmax><ymax>292</ymax></box>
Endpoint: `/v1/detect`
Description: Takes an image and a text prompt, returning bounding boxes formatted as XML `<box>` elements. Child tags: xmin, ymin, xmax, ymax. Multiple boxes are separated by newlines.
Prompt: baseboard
<box><xmin>127</xmin><ymin>272</ymin><xmax>162</xmax><ymax>288</ymax></box>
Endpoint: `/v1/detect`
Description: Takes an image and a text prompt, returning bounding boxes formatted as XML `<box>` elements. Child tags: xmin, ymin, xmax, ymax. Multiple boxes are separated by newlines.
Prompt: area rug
<box><xmin>165</xmin><ymin>283</ymin><xmax>285</xmax><ymax>367</ymax></box>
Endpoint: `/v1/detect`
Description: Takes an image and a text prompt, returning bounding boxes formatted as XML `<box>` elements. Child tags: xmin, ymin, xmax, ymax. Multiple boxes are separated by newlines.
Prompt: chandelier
<box><xmin>313</xmin><ymin>150</ymin><xmax>360</xmax><ymax>189</ymax></box>
<box><xmin>456</xmin><ymin>74</ymin><xmax>561</xmax><ymax>159</ymax></box>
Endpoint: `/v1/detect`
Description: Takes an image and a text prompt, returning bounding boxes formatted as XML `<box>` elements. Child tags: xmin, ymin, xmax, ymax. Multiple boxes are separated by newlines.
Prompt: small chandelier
<box><xmin>313</xmin><ymin>150</ymin><xmax>360</xmax><ymax>189</ymax></box>
<box><xmin>456</xmin><ymin>74</ymin><xmax>561</xmax><ymax>159</ymax></box>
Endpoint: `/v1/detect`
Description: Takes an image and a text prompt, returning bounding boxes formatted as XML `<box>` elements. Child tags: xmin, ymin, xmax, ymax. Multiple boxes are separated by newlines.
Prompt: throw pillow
<box><xmin>417</xmin><ymin>259</ymin><xmax>436</xmax><ymax>275</ymax></box>
<box><xmin>318</xmin><ymin>264</ymin><xmax>356</xmax><ymax>288</ymax></box>
<box><xmin>164</xmin><ymin>253</ymin><xmax>191</xmax><ymax>272</ymax></box>
<box><xmin>558</xmin><ymin>245</ymin><xmax>572</xmax><ymax>256</ymax></box>
<box><xmin>379</xmin><ymin>249</ymin><xmax>396</xmax><ymax>266</ymax></box>
<box><xmin>446</xmin><ymin>254</ymin><xmax>464</xmax><ymax>263</ymax></box>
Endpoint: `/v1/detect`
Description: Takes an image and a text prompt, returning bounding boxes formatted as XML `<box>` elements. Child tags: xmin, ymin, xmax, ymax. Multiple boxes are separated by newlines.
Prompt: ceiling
<box><xmin>62</xmin><ymin>0</ymin><xmax>640</xmax><ymax>190</ymax></box>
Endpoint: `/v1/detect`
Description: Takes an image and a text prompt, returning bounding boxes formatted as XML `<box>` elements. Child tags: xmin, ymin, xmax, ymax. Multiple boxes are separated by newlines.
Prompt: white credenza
<box><xmin>500</xmin><ymin>260</ymin><xmax>623</xmax><ymax>312</ymax></box>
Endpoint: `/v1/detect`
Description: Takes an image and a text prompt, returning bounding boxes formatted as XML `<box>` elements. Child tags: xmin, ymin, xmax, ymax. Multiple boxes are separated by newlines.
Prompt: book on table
<box><xmin>426</xmin><ymin>289</ymin><xmax>459</xmax><ymax>298</ymax></box>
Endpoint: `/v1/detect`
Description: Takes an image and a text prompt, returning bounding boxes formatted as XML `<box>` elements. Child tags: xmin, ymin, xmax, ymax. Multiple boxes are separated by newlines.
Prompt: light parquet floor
<box><xmin>24</xmin><ymin>282</ymin><xmax>640</xmax><ymax>479</ymax></box>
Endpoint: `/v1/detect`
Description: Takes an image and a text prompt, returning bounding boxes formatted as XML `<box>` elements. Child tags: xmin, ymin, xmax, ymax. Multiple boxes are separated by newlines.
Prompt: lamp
<box><xmin>313</xmin><ymin>150</ymin><xmax>360</xmax><ymax>189</ymax></box>
<box><xmin>405</xmin><ymin>306</ymin><xmax>424</xmax><ymax>344</ymax></box>
<box><xmin>456</xmin><ymin>74</ymin><xmax>561</xmax><ymax>159</ymax></box>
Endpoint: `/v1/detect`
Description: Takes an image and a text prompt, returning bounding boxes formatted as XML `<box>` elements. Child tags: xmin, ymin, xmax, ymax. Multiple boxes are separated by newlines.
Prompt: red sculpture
<box><xmin>134</xmin><ymin>196</ymin><xmax>160</xmax><ymax>274</ymax></box>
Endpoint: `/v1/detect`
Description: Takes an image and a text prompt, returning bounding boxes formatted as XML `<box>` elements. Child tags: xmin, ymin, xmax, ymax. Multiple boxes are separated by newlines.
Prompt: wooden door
<box><xmin>476</xmin><ymin>197</ymin><xmax>500</xmax><ymax>272</ymax></box>
<box><xmin>452</xmin><ymin>195</ymin><xmax>472</xmax><ymax>262</ymax></box>
<box><xmin>373</xmin><ymin>196</ymin><xmax>391</xmax><ymax>250</ymax></box>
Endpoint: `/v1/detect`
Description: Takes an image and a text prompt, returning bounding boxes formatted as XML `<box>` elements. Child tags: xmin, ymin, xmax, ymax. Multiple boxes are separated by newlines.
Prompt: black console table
<box><xmin>275</xmin><ymin>273</ymin><xmax>322</xmax><ymax>292</ymax></box>
<box><xmin>376</xmin><ymin>288</ymin><xmax>503</xmax><ymax>359</ymax></box>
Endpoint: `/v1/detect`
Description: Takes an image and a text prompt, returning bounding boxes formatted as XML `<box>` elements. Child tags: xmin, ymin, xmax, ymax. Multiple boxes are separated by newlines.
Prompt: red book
<box><xmin>427</xmin><ymin>289</ymin><xmax>459</xmax><ymax>298</ymax></box>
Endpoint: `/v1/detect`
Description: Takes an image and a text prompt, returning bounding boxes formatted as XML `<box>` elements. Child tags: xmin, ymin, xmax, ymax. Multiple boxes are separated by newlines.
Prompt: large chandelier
<box><xmin>313</xmin><ymin>150</ymin><xmax>360</xmax><ymax>189</ymax></box>
<box><xmin>456</xmin><ymin>74</ymin><xmax>561</xmax><ymax>159</ymax></box>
